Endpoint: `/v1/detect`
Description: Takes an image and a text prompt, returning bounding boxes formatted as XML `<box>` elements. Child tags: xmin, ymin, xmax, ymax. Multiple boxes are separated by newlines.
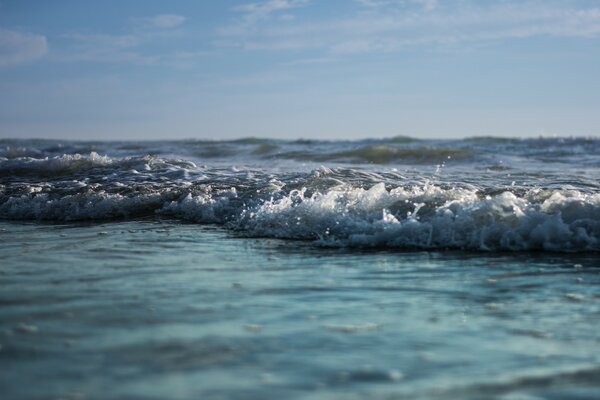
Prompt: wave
<box><xmin>323</xmin><ymin>145</ymin><xmax>474</xmax><ymax>164</ymax></box>
<box><xmin>2</xmin><ymin>166</ymin><xmax>600</xmax><ymax>251</ymax></box>
<box><xmin>232</xmin><ymin>185</ymin><xmax>600</xmax><ymax>252</ymax></box>
<box><xmin>0</xmin><ymin>152</ymin><xmax>114</xmax><ymax>176</ymax></box>
<box><xmin>272</xmin><ymin>145</ymin><xmax>475</xmax><ymax>164</ymax></box>
<box><xmin>251</xmin><ymin>143</ymin><xmax>280</xmax><ymax>155</ymax></box>
<box><xmin>4</xmin><ymin>137</ymin><xmax>600</xmax><ymax>168</ymax></box>
<box><xmin>0</xmin><ymin>152</ymin><xmax>197</xmax><ymax>178</ymax></box>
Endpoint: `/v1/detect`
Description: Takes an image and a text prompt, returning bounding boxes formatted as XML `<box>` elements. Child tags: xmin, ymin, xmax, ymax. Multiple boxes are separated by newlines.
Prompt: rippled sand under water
<box><xmin>1</xmin><ymin>221</ymin><xmax>599</xmax><ymax>400</ymax></box>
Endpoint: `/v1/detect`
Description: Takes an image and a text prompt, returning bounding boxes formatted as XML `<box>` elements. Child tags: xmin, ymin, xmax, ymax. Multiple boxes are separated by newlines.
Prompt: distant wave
<box><xmin>3</xmin><ymin>136</ymin><xmax>600</xmax><ymax>165</ymax></box>
<box><xmin>317</xmin><ymin>145</ymin><xmax>474</xmax><ymax>164</ymax></box>
<box><xmin>0</xmin><ymin>152</ymin><xmax>197</xmax><ymax>178</ymax></box>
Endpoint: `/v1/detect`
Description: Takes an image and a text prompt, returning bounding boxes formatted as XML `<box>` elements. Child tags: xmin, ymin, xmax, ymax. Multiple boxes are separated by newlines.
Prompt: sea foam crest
<box><xmin>0</xmin><ymin>152</ymin><xmax>197</xmax><ymax>177</ymax></box>
<box><xmin>1</xmin><ymin>173</ymin><xmax>600</xmax><ymax>251</ymax></box>
<box><xmin>0</xmin><ymin>152</ymin><xmax>114</xmax><ymax>174</ymax></box>
<box><xmin>159</xmin><ymin>188</ymin><xmax>239</xmax><ymax>223</ymax></box>
<box><xmin>0</xmin><ymin>191</ymin><xmax>175</xmax><ymax>221</ymax></box>
<box><xmin>150</xmin><ymin>181</ymin><xmax>600</xmax><ymax>251</ymax></box>
<box><xmin>235</xmin><ymin>184</ymin><xmax>600</xmax><ymax>251</ymax></box>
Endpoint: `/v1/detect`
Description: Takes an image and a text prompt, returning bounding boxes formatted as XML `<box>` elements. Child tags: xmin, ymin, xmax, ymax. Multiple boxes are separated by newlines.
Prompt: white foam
<box><xmin>0</xmin><ymin>191</ymin><xmax>172</xmax><ymax>220</ymax></box>
<box><xmin>0</xmin><ymin>152</ymin><xmax>197</xmax><ymax>176</ymax></box>
<box><xmin>158</xmin><ymin>188</ymin><xmax>238</xmax><ymax>223</ymax></box>
<box><xmin>0</xmin><ymin>152</ymin><xmax>113</xmax><ymax>173</ymax></box>
<box><xmin>2</xmin><ymin>165</ymin><xmax>600</xmax><ymax>251</ymax></box>
<box><xmin>236</xmin><ymin>184</ymin><xmax>600</xmax><ymax>251</ymax></box>
<box><xmin>153</xmin><ymin>181</ymin><xmax>600</xmax><ymax>251</ymax></box>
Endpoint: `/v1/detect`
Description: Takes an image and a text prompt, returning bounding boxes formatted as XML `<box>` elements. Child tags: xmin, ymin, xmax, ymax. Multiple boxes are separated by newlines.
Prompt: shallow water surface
<box><xmin>1</xmin><ymin>221</ymin><xmax>599</xmax><ymax>399</ymax></box>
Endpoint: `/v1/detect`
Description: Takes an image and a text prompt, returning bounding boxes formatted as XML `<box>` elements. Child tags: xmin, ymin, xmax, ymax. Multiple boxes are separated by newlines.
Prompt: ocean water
<box><xmin>0</xmin><ymin>137</ymin><xmax>599</xmax><ymax>399</ymax></box>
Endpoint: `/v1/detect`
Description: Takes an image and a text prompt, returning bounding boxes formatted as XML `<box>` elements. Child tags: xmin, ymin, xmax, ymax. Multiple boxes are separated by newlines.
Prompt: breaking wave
<box><xmin>160</xmin><ymin>182</ymin><xmax>600</xmax><ymax>252</ymax></box>
<box><xmin>1</xmin><ymin>152</ymin><xmax>599</xmax><ymax>252</ymax></box>
<box><xmin>0</xmin><ymin>152</ymin><xmax>197</xmax><ymax>178</ymax></box>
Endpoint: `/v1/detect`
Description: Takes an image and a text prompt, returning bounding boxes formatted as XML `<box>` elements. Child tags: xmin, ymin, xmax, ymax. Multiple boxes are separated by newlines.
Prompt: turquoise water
<box><xmin>1</xmin><ymin>137</ymin><xmax>600</xmax><ymax>398</ymax></box>
<box><xmin>1</xmin><ymin>220</ymin><xmax>599</xmax><ymax>399</ymax></box>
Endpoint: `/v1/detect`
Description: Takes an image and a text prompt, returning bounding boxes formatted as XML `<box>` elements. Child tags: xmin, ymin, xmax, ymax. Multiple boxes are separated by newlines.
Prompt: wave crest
<box><xmin>2</xmin><ymin>161</ymin><xmax>600</xmax><ymax>251</ymax></box>
<box><xmin>0</xmin><ymin>152</ymin><xmax>197</xmax><ymax>178</ymax></box>
<box><xmin>233</xmin><ymin>184</ymin><xmax>600</xmax><ymax>251</ymax></box>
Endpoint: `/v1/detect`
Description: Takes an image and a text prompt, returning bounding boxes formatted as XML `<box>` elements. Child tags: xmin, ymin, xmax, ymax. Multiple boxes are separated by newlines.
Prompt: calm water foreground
<box><xmin>1</xmin><ymin>220</ymin><xmax>599</xmax><ymax>400</ymax></box>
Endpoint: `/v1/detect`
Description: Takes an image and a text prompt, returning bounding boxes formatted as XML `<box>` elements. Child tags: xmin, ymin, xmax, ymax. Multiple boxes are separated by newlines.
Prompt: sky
<box><xmin>1</xmin><ymin>0</ymin><xmax>600</xmax><ymax>140</ymax></box>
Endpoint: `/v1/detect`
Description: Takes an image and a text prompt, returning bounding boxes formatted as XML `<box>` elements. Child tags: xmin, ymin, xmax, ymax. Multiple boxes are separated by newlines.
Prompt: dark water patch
<box><xmin>270</xmin><ymin>145</ymin><xmax>474</xmax><ymax>164</ymax></box>
<box><xmin>230</xmin><ymin>137</ymin><xmax>274</xmax><ymax>145</ymax></box>
<box><xmin>387</xmin><ymin>135</ymin><xmax>419</xmax><ymax>143</ymax></box>
<box><xmin>486</xmin><ymin>164</ymin><xmax>512</xmax><ymax>171</ymax></box>
<box><xmin>293</xmin><ymin>138</ymin><xmax>318</xmax><ymax>145</ymax></box>
<box><xmin>465</xmin><ymin>136</ymin><xmax>518</xmax><ymax>143</ymax></box>
<box><xmin>252</xmin><ymin>143</ymin><xmax>279</xmax><ymax>155</ymax></box>
<box><xmin>323</xmin><ymin>145</ymin><xmax>474</xmax><ymax>164</ymax></box>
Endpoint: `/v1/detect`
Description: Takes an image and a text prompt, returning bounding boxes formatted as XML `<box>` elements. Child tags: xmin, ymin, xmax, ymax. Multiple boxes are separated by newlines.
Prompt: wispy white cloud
<box><xmin>219</xmin><ymin>1</ymin><xmax>600</xmax><ymax>54</ymax></box>
<box><xmin>221</xmin><ymin>0</ymin><xmax>310</xmax><ymax>35</ymax></box>
<box><xmin>0</xmin><ymin>29</ymin><xmax>48</xmax><ymax>67</ymax></box>
<box><xmin>235</xmin><ymin>0</ymin><xmax>310</xmax><ymax>22</ymax></box>
<box><xmin>64</xmin><ymin>33</ymin><xmax>140</xmax><ymax>49</ymax></box>
<box><xmin>133</xmin><ymin>14</ymin><xmax>187</xmax><ymax>29</ymax></box>
<box><xmin>283</xmin><ymin>56</ymin><xmax>339</xmax><ymax>66</ymax></box>
<box><xmin>58</xmin><ymin>14</ymin><xmax>206</xmax><ymax>67</ymax></box>
<box><xmin>59</xmin><ymin>32</ymin><xmax>155</xmax><ymax>64</ymax></box>
<box><xmin>355</xmin><ymin>0</ymin><xmax>437</xmax><ymax>11</ymax></box>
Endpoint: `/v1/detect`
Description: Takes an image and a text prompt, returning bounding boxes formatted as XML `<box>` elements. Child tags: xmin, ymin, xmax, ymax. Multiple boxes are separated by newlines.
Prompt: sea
<box><xmin>0</xmin><ymin>136</ymin><xmax>599</xmax><ymax>399</ymax></box>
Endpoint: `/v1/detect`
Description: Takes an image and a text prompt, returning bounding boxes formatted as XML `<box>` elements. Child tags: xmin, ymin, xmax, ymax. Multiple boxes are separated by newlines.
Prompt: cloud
<box><xmin>135</xmin><ymin>14</ymin><xmax>187</xmax><ymax>29</ymax></box>
<box><xmin>235</xmin><ymin>0</ymin><xmax>310</xmax><ymax>21</ymax></box>
<box><xmin>60</xmin><ymin>32</ymin><xmax>155</xmax><ymax>64</ymax></box>
<box><xmin>64</xmin><ymin>33</ymin><xmax>140</xmax><ymax>49</ymax></box>
<box><xmin>219</xmin><ymin>1</ymin><xmax>600</xmax><ymax>54</ymax></box>
<box><xmin>355</xmin><ymin>0</ymin><xmax>437</xmax><ymax>11</ymax></box>
<box><xmin>58</xmin><ymin>14</ymin><xmax>206</xmax><ymax>67</ymax></box>
<box><xmin>0</xmin><ymin>29</ymin><xmax>48</xmax><ymax>67</ymax></box>
<box><xmin>222</xmin><ymin>0</ymin><xmax>310</xmax><ymax>35</ymax></box>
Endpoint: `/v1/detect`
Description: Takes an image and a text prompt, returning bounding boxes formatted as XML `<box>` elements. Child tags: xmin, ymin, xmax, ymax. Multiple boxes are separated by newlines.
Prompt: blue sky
<box><xmin>1</xmin><ymin>0</ymin><xmax>600</xmax><ymax>140</ymax></box>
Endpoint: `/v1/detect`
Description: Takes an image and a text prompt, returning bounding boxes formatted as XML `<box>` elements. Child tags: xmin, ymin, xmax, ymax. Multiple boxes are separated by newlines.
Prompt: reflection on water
<box><xmin>0</xmin><ymin>221</ymin><xmax>598</xmax><ymax>399</ymax></box>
